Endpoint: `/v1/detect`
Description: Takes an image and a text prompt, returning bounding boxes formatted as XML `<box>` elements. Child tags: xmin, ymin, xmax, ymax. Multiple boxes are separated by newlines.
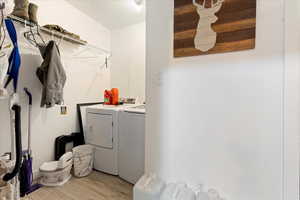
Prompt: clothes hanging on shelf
<box><xmin>36</xmin><ymin>40</ymin><xmax>66</xmax><ymax>108</ymax></box>
<box><xmin>4</xmin><ymin>19</ymin><xmax>21</xmax><ymax>93</ymax></box>
<box><xmin>7</xmin><ymin>14</ymin><xmax>111</xmax><ymax>56</ymax></box>
<box><xmin>43</xmin><ymin>24</ymin><xmax>83</xmax><ymax>41</ymax></box>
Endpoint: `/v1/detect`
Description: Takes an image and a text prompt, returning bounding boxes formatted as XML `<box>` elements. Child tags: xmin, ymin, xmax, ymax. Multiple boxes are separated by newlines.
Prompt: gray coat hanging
<box><xmin>36</xmin><ymin>40</ymin><xmax>66</xmax><ymax>108</ymax></box>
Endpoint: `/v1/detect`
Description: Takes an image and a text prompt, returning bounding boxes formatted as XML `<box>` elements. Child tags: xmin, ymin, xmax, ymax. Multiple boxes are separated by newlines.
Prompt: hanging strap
<box><xmin>4</xmin><ymin>19</ymin><xmax>21</xmax><ymax>92</ymax></box>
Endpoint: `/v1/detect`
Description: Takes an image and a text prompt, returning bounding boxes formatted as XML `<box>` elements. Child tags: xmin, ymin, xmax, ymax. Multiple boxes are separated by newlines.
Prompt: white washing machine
<box><xmin>118</xmin><ymin>105</ymin><xmax>146</xmax><ymax>184</ymax></box>
<box><xmin>85</xmin><ymin>104</ymin><xmax>137</xmax><ymax>175</ymax></box>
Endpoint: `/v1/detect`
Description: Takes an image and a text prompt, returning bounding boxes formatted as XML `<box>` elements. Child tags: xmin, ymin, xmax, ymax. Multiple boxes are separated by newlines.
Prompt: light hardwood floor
<box><xmin>23</xmin><ymin>171</ymin><xmax>133</xmax><ymax>200</ymax></box>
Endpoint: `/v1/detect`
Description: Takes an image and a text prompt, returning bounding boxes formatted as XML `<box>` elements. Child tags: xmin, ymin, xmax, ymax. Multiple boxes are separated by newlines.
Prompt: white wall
<box><xmin>283</xmin><ymin>0</ymin><xmax>300</xmax><ymax>199</ymax></box>
<box><xmin>0</xmin><ymin>0</ymin><xmax>111</xmax><ymax>172</ymax></box>
<box><xmin>146</xmin><ymin>0</ymin><xmax>299</xmax><ymax>200</ymax></box>
<box><xmin>111</xmin><ymin>22</ymin><xmax>146</xmax><ymax>103</ymax></box>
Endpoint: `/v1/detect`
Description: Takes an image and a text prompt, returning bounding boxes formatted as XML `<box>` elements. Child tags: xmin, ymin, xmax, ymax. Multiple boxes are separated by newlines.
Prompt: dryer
<box><xmin>118</xmin><ymin>105</ymin><xmax>146</xmax><ymax>184</ymax></box>
<box><xmin>85</xmin><ymin>104</ymin><xmax>136</xmax><ymax>175</ymax></box>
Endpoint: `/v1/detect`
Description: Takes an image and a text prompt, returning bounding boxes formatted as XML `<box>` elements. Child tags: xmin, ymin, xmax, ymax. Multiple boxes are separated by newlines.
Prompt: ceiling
<box><xmin>65</xmin><ymin>0</ymin><xmax>145</xmax><ymax>30</ymax></box>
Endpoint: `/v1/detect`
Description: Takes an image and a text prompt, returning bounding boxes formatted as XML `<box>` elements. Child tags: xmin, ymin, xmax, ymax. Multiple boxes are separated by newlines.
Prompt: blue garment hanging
<box><xmin>4</xmin><ymin>19</ymin><xmax>21</xmax><ymax>92</ymax></box>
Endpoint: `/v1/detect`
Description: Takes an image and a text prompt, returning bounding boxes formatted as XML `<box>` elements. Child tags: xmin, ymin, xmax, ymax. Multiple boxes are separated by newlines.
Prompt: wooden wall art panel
<box><xmin>174</xmin><ymin>0</ymin><xmax>257</xmax><ymax>57</ymax></box>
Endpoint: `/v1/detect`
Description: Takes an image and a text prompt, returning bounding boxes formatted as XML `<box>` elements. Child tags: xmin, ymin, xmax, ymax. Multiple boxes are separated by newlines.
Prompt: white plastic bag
<box><xmin>196</xmin><ymin>185</ymin><xmax>224</xmax><ymax>200</ymax></box>
<box><xmin>177</xmin><ymin>185</ymin><xmax>197</xmax><ymax>200</ymax></box>
<box><xmin>160</xmin><ymin>183</ymin><xmax>196</xmax><ymax>200</ymax></box>
<box><xmin>134</xmin><ymin>174</ymin><xmax>165</xmax><ymax>200</ymax></box>
<box><xmin>197</xmin><ymin>188</ymin><xmax>210</xmax><ymax>200</ymax></box>
<box><xmin>72</xmin><ymin>145</ymin><xmax>94</xmax><ymax>177</ymax></box>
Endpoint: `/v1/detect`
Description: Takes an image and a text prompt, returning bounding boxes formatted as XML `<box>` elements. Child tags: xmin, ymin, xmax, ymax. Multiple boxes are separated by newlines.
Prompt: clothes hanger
<box><xmin>23</xmin><ymin>23</ymin><xmax>46</xmax><ymax>47</ymax></box>
<box><xmin>35</xmin><ymin>24</ymin><xmax>46</xmax><ymax>45</ymax></box>
<box><xmin>24</xmin><ymin>27</ymin><xmax>37</xmax><ymax>47</ymax></box>
<box><xmin>20</xmin><ymin>24</ymin><xmax>44</xmax><ymax>55</ymax></box>
<box><xmin>70</xmin><ymin>44</ymin><xmax>111</xmax><ymax>60</ymax></box>
<box><xmin>58</xmin><ymin>35</ymin><xmax>64</xmax><ymax>46</ymax></box>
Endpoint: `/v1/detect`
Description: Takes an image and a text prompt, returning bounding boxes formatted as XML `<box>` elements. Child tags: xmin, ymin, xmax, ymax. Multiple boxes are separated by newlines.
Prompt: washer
<box><xmin>118</xmin><ymin>105</ymin><xmax>146</xmax><ymax>184</ymax></box>
<box><xmin>85</xmin><ymin>104</ymin><xmax>136</xmax><ymax>175</ymax></box>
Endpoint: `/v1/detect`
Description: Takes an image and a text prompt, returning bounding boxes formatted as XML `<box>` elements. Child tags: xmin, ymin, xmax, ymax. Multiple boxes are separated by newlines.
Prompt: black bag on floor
<box><xmin>55</xmin><ymin>133</ymin><xmax>84</xmax><ymax>161</ymax></box>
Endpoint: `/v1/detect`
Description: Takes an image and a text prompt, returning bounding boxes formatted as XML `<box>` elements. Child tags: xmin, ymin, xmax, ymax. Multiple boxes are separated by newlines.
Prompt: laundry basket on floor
<box><xmin>72</xmin><ymin>145</ymin><xmax>94</xmax><ymax>177</ymax></box>
<box><xmin>0</xmin><ymin>159</ymin><xmax>14</xmax><ymax>200</ymax></box>
<box><xmin>0</xmin><ymin>183</ymin><xmax>13</xmax><ymax>200</ymax></box>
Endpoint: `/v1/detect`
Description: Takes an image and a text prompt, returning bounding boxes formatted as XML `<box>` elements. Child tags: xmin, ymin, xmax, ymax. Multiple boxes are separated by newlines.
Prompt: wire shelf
<box><xmin>7</xmin><ymin>15</ymin><xmax>87</xmax><ymax>45</ymax></box>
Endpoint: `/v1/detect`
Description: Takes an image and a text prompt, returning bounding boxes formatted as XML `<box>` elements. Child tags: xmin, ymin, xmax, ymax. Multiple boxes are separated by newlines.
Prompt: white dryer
<box><xmin>85</xmin><ymin>104</ymin><xmax>136</xmax><ymax>175</ymax></box>
<box><xmin>118</xmin><ymin>105</ymin><xmax>146</xmax><ymax>184</ymax></box>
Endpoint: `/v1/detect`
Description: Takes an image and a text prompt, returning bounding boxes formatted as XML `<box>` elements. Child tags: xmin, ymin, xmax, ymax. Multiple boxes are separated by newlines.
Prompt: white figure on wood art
<box><xmin>193</xmin><ymin>0</ymin><xmax>224</xmax><ymax>52</ymax></box>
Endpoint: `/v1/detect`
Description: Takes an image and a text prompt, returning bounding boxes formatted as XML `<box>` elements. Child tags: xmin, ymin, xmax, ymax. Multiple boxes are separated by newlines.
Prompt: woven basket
<box><xmin>72</xmin><ymin>145</ymin><xmax>94</xmax><ymax>178</ymax></box>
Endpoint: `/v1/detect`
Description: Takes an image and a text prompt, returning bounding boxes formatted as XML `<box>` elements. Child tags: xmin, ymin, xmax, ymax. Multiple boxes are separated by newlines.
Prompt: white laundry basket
<box><xmin>0</xmin><ymin>184</ymin><xmax>13</xmax><ymax>200</ymax></box>
<box><xmin>72</xmin><ymin>145</ymin><xmax>94</xmax><ymax>178</ymax></box>
<box><xmin>0</xmin><ymin>159</ymin><xmax>13</xmax><ymax>200</ymax></box>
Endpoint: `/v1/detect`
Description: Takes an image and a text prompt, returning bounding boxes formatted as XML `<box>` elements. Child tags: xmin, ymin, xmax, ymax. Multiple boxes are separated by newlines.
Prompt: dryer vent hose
<box><xmin>3</xmin><ymin>105</ymin><xmax>22</xmax><ymax>182</ymax></box>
